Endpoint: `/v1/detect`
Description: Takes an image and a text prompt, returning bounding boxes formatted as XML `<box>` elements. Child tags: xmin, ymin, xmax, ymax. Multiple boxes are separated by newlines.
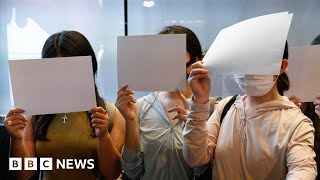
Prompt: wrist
<box><xmin>97</xmin><ymin>131</ymin><xmax>110</xmax><ymax>141</ymax></box>
<box><xmin>125</xmin><ymin>119</ymin><xmax>139</xmax><ymax>133</ymax></box>
<box><xmin>125</xmin><ymin>117</ymin><xmax>138</xmax><ymax>125</ymax></box>
<box><xmin>11</xmin><ymin>137</ymin><xmax>24</xmax><ymax>145</ymax></box>
<box><xmin>192</xmin><ymin>95</ymin><xmax>209</xmax><ymax>104</ymax></box>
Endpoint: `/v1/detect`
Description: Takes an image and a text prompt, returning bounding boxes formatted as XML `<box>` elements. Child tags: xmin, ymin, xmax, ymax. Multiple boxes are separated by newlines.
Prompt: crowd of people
<box><xmin>3</xmin><ymin>25</ymin><xmax>319</xmax><ymax>180</ymax></box>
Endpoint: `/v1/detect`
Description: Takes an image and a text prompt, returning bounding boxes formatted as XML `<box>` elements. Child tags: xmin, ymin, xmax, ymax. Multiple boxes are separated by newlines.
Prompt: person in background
<box><xmin>116</xmin><ymin>25</ymin><xmax>220</xmax><ymax>180</ymax></box>
<box><xmin>183</xmin><ymin>42</ymin><xmax>317</xmax><ymax>179</ymax></box>
<box><xmin>300</xmin><ymin>34</ymin><xmax>320</xmax><ymax>179</ymax></box>
<box><xmin>3</xmin><ymin>31</ymin><xmax>125</xmax><ymax>180</ymax></box>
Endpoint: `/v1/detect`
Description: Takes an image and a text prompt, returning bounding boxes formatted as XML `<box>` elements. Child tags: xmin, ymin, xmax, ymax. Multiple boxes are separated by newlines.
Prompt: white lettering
<box><xmin>87</xmin><ymin>159</ymin><xmax>94</xmax><ymax>169</ymax></box>
<box><xmin>74</xmin><ymin>159</ymin><xmax>87</xmax><ymax>169</ymax></box>
<box><xmin>56</xmin><ymin>159</ymin><xmax>65</xmax><ymax>169</ymax></box>
<box><xmin>66</xmin><ymin>159</ymin><xmax>73</xmax><ymax>169</ymax></box>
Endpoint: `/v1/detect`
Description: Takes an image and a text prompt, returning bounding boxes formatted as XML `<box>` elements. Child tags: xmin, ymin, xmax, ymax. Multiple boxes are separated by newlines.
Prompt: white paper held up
<box><xmin>9</xmin><ymin>56</ymin><xmax>97</xmax><ymax>115</ymax></box>
<box><xmin>117</xmin><ymin>34</ymin><xmax>186</xmax><ymax>91</ymax></box>
<box><xmin>203</xmin><ymin>12</ymin><xmax>293</xmax><ymax>75</ymax></box>
<box><xmin>285</xmin><ymin>45</ymin><xmax>320</xmax><ymax>102</ymax></box>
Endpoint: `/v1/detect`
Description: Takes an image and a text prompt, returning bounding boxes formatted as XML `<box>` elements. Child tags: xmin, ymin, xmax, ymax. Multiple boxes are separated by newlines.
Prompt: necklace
<box><xmin>62</xmin><ymin>113</ymin><xmax>68</xmax><ymax>124</ymax></box>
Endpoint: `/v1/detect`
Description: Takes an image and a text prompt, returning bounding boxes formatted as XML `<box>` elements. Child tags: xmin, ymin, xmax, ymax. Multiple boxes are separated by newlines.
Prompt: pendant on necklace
<box><xmin>62</xmin><ymin>113</ymin><xmax>68</xmax><ymax>124</ymax></box>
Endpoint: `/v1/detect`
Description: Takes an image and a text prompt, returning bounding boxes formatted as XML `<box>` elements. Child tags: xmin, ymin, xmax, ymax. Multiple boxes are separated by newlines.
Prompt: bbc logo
<box><xmin>9</xmin><ymin>158</ymin><xmax>94</xmax><ymax>170</ymax></box>
<box><xmin>9</xmin><ymin>158</ymin><xmax>52</xmax><ymax>171</ymax></box>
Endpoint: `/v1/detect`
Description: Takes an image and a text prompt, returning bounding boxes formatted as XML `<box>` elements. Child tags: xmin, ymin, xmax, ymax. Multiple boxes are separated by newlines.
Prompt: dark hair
<box><xmin>32</xmin><ymin>31</ymin><xmax>105</xmax><ymax>140</ymax></box>
<box><xmin>277</xmin><ymin>41</ymin><xmax>290</xmax><ymax>96</ymax></box>
<box><xmin>159</xmin><ymin>25</ymin><xmax>203</xmax><ymax>64</ymax></box>
<box><xmin>311</xmin><ymin>34</ymin><xmax>320</xmax><ymax>45</ymax></box>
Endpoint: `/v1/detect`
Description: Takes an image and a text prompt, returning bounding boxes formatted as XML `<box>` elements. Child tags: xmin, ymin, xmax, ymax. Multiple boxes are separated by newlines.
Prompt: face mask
<box><xmin>234</xmin><ymin>74</ymin><xmax>276</xmax><ymax>97</ymax></box>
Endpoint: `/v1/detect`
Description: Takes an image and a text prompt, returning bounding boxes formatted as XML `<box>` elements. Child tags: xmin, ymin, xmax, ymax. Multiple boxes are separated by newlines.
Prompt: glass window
<box><xmin>1</xmin><ymin>0</ymin><xmax>320</xmax><ymax>116</ymax></box>
<box><xmin>128</xmin><ymin>0</ymin><xmax>320</xmax><ymax>97</ymax></box>
<box><xmin>0</xmin><ymin>0</ymin><xmax>124</xmax><ymax>115</ymax></box>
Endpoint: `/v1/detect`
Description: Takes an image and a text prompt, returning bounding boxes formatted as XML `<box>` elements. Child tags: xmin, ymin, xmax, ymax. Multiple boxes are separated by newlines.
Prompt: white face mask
<box><xmin>234</xmin><ymin>74</ymin><xmax>276</xmax><ymax>97</ymax></box>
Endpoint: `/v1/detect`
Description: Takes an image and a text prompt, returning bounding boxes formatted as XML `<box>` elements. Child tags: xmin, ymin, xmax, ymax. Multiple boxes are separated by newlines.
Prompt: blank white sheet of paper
<box><xmin>285</xmin><ymin>45</ymin><xmax>320</xmax><ymax>102</ymax></box>
<box><xmin>210</xmin><ymin>74</ymin><xmax>243</xmax><ymax>98</ymax></box>
<box><xmin>117</xmin><ymin>34</ymin><xmax>186</xmax><ymax>91</ymax></box>
<box><xmin>9</xmin><ymin>56</ymin><xmax>96</xmax><ymax>115</ymax></box>
<box><xmin>203</xmin><ymin>12</ymin><xmax>293</xmax><ymax>75</ymax></box>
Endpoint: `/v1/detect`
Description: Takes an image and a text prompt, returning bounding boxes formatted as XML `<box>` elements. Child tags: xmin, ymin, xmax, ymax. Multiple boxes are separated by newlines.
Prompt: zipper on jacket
<box><xmin>235</xmin><ymin>106</ymin><xmax>247</xmax><ymax>179</ymax></box>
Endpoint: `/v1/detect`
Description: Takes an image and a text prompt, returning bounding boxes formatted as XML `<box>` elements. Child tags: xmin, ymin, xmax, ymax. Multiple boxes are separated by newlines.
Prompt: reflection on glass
<box><xmin>0</xmin><ymin>0</ymin><xmax>124</xmax><ymax>114</ymax></box>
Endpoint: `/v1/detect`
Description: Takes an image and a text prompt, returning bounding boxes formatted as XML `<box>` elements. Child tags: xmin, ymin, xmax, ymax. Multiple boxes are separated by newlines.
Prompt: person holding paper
<box><xmin>299</xmin><ymin>34</ymin><xmax>320</xmax><ymax>179</ymax></box>
<box><xmin>183</xmin><ymin>42</ymin><xmax>317</xmax><ymax>179</ymax></box>
<box><xmin>116</xmin><ymin>25</ymin><xmax>217</xmax><ymax>180</ymax></box>
<box><xmin>3</xmin><ymin>31</ymin><xmax>125</xmax><ymax>180</ymax></box>
<box><xmin>301</xmin><ymin>97</ymin><xmax>320</xmax><ymax>179</ymax></box>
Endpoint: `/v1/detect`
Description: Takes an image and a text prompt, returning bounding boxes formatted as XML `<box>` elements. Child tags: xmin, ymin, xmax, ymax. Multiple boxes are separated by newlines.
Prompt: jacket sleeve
<box><xmin>286</xmin><ymin>115</ymin><xmax>317</xmax><ymax>180</ymax></box>
<box><xmin>182</xmin><ymin>97</ymin><xmax>230</xmax><ymax>168</ymax></box>
<box><xmin>120</xmin><ymin>146</ymin><xmax>144</xmax><ymax>179</ymax></box>
<box><xmin>120</xmin><ymin>98</ymin><xmax>145</xmax><ymax>180</ymax></box>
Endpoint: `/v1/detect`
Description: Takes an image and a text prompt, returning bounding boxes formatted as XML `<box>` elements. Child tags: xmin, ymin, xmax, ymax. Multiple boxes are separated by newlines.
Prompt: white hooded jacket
<box><xmin>183</xmin><ymin>95</ymin><xmax>317</xmax><ymax>180</ymax></box>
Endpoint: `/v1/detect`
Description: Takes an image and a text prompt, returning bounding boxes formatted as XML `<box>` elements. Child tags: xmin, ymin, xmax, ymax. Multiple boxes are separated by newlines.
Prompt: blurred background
<box><xmin>1</xmin><ymin>0</ymin><xmax>320</xmax><ymax>115</ymax></box>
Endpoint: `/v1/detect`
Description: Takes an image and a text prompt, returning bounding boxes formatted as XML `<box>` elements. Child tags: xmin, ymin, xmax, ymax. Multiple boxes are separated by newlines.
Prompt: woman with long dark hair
<box><xmin>4</xmin><ymin>31</ymin><xmax>125</xmax><ymax>180</ymax></box>
<box><xmin>116</xmin><ymin>25</ymin><xmax>217</xmax><ymax>180</ymax></box>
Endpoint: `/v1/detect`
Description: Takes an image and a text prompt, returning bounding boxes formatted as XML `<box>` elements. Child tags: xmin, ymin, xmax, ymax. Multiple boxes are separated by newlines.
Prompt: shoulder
<box><xmin>285</xmin><ymin>107</ymin><xmax>314</xmax><ymax>129</ymax></box>
<box><xmin>278</xmin><ymin>97</ymin><xmax>311</xmax><ymax>124</ymax></box>
<box><xmin>136</xmin><ymin>93</ymin><xmax>157</xmax><ymax>108</ymax></box>
<box><xmin>215</xmin><ymin>95</ymin><xmax>240</xmax><ymax>113</ymax></box>
<box><xmin>104</xmin><ymin>100</ymin><xmax>116</xmax><ymax>109</ymax></box>
<box><xmin>271</xmin><ymin>98</ymin><xmax>314</xmax><ymax>134</ymax></box>
<box><xmin>209</xmin><ymin>96</ymin><xmax>222</xmax><ymax>107</ymax></box>
<box><xmin>284</xmin><ymin>109</ymin><xmax>315</xmax><ymax>146</ymax></box>
<box><xmin>209</xmin><ymin>96</ymin><xmax>222</xmax><ymax>103</ymax></box>
<box><xmin>103</xmin><ymin>100</ymin><xmax>116</xmax><ymax>117</ymax></box>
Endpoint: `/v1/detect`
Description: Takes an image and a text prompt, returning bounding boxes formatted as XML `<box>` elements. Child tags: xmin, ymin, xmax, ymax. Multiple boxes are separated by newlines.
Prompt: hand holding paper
<box><xmin>3</xmin><ymin>108</ymin><xmax>27</xmax><ymax>140</ymax></box>
<box><xmin>188</xmin><ymin>61</ymin><xmax>211</xmax><ymax>104</ymax></box>
<box><xmin>90</xmin><ymin>107</ymin><xmax>110</xmax><ymax>139</ymax></box>
<box><xmin>115</xmin><ymin>84</ymin><xmax>137</xmax><ymax>122</ymax></box>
